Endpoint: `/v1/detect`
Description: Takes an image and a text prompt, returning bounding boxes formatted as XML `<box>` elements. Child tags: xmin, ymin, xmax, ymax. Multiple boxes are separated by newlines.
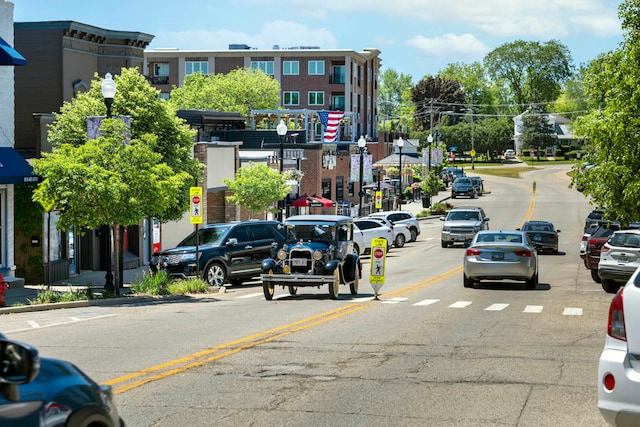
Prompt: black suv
<box><xmin>151</xmin><ymin>220</ymin><xmax>285</xmax><ymax>286</ymax></box>
<box><xmin>451</xmin><ymin>177</ymin><xmax>477</xmax><ymax>199</ymax></box>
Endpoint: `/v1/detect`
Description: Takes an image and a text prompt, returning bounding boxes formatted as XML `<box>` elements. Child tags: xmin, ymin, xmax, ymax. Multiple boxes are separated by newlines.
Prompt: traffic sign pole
<box><xmin>369</xmin><ymin>238</ymin><xmax>387</xmax><ymax>299</ymax></box>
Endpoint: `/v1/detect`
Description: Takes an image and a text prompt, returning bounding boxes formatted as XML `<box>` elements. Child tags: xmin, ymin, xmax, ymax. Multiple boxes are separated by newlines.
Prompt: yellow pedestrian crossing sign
<box><xmin>190</xmin><ymin>187</ymin><xmax>203</xmax><ymax>224</ymax></box>
<box><xmin>370</xmin><ymin>238</ymin><xmax>387</xmax><ymax>298</ymax></box>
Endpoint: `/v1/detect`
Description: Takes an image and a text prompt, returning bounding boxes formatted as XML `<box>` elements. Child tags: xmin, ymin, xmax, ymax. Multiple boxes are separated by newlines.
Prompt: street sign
<box><xmin>375</xmin><ymin>190</ymin><xmax>382</xmax><ymax>209</ymax></box>
<box><xmin>38</xmin><ymin>197</ymin><xmax>55</xmax><ymax>212</ymax></box>
<box><xmin>370</xmin><ymin>238</ymin><xmax>387</xmax><ymax>298</ymax></box>
<box><xmin>470</xmin><ymin>149</ymin><xmax>476</xmax><ymax>157</ymax></box>
<box><xmin>190</xmin><ymin>187</ymin><xmax>203</xmax><ymax>224</ymax></box>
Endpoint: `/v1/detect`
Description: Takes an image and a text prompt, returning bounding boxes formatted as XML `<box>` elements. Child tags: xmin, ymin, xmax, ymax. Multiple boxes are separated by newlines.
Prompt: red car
<box><xmin>585</xmin><ymin>222</ymin><xmax>620</xmax><ymax>283</ymax></box>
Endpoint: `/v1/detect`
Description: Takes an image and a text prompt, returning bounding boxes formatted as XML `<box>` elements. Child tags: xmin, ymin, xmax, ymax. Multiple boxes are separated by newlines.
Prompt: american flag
<box><xmin>318</xmin><ymin>111</ymin><xmax>344</xmax><ymax>142</ymax></box>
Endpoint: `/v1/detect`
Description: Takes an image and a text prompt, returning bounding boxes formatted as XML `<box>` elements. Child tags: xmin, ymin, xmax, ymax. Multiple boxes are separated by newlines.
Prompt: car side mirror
<box><xmin>0</xmin><ymin>339</ymin><xmax>40</xmax><ymax>401</ymax></box>
<box><xmin>226</xmin><ymin>238</ymin><xmax>239</xmax><ymax>247</ymax></box>
<box><xmin>440</xmin><ymin>217</ymin><xmax>445</xmax><ymax>221</ymax></box>
<box><xmin>557</xmin><ymin>230</ymin><xmax>561</xmax><ymax>233</ymax></box>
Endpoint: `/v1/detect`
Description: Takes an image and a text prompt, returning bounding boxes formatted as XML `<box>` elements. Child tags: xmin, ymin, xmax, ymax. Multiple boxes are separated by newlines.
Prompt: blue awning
<box><xmin>0</xmin><ymin>147</ymin><xmax>40</xmax><ymax>184</ymax></box>
<box><xmin>0</xmin><ymin>36</ymin><xmax>25</xmax><ymax>66</ymax></box>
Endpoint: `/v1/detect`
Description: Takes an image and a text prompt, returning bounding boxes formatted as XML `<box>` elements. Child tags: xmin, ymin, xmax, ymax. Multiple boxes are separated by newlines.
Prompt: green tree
<box><xmin>410</xmin><ymin>76</ymin><xmax>466</xmax><ymax>131</ymax></box>
<box><xmin>518</xmin><ymin>107</ymin><xmax>557</xmax><ymax>158</ymax></box>
<box><xmin>378</xmin><ymin>69</ymin><xmax>414</xmax><ymax>131</ymax></box>
<box><xmin>439</xmin><ymin>62</ymin><xmax>498</xmax><ymax>113</ymax></box>
<box><xmin>46</xmin><ymin>67</ymin><xmax>200</xmax><ymax>222</ymax></box>
<box><xmin>551</xmin><ymin>65</ymin><xmax>588</xmax><ymax>120</ymax></box>
<box><xmin>484</xmin><ymin>40</ymin><xmax>573</xmax><ymax>112</ymax></box>
<box><xmin>573</xmin><ymin>0</ymin><xmax>640</xmax><ymax>224</ymax></box>
<box><xmin>32</xmin><ymin>120</ymin><xmax>191</xmax><ymax>292</ymax></box>
<box><xmin>169</xmin><ymin>68</ymin><xmax>281</xmax><ymax>116</ymax></box>
<box><xmin>223</xmin><ymin>162</ymin><xmax>290</xmax><ymax>218</ymax></box>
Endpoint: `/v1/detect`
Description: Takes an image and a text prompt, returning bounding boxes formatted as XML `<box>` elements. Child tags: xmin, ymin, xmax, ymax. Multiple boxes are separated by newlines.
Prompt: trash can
<box><xmin>422</xmin><ymin>195</ymin><xmax>431</xmax><ymax>208</ymax></box>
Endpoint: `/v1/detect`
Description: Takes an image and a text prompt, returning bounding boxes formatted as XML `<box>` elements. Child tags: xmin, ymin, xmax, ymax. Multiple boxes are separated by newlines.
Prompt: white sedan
<box><xmin>598</xmin><ymin>266</ymin><xmax>640</xmax><ymax>425</ymax></box>
<box><xmin>353</xmin><ymin>219</ymin><xmax>393</xmax><ymax>256</ymax></box>
<box><xmin>363</xmin><ymin>216</ymin><xmax>411</xmax><ymax>248</ymax></box>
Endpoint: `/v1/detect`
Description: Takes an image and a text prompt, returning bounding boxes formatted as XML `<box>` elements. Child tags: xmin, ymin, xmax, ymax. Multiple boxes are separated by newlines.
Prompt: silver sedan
<box><xmin>463</xmin><ymin>230</ymin><xmax>539</xmax><ymax>289</ymax></box>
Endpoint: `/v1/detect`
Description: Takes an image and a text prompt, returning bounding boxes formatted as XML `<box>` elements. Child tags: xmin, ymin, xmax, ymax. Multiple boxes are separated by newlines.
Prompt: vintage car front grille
<box><xmin>289</xmin><ymin>248</ymin><xmax>313</xmax><ymax>273</ymax></box>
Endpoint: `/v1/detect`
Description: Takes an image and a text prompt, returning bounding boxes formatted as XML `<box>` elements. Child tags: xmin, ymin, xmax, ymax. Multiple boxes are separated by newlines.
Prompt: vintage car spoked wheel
<box><xmin>329</xmin><ymin>270</ymin><xmax>340</xmax><ymax>300</ymax></box>
<box><xmin>288</xmin><ymin>285</ymin><xmax>298</xmax><ymax>296</ymax></box>
<box><xmin>263</xmin><ymin>270</ymin><xmax>275</xmax><ymax>300</ymax></box>
<box><xmin>205</xmin><ymin>262</ymin><xmax>226</xmax><ymax>287</ymax></box>
<box><xmin>349</xmin><ymin>265</ymin><xmax>359</xmax><ymax>295</ymax></box>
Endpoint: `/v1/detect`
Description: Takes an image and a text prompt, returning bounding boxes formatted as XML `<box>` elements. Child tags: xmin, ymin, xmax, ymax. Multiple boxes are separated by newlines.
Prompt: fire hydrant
<box><xmin>0</xmin><ymin>273</ymin><xmax>8</xmax><ymax>307</ymax></box>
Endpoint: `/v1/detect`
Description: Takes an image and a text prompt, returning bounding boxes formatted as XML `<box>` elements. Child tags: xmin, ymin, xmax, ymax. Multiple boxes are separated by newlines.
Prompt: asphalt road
<box><xmin>1</xmin><ymin>164</ymin><xmax>612</xmax><ymax>426</ymax></box>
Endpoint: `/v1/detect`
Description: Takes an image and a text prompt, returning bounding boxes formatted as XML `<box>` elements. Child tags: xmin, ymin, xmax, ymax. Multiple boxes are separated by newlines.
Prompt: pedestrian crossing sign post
<box><xmin>370</xmin><ymin>238</ymin><xmax>387</xmax><ymax>299</ymax></box>
<box><xmin>190</xmin><ymin>187</ymin><xmax>203</xmax><ymax>224</ymax></box>
<box><xmin>375</xmin><ymin>190</ymin><xmax>382</xmax><ymax>209</ymax></box>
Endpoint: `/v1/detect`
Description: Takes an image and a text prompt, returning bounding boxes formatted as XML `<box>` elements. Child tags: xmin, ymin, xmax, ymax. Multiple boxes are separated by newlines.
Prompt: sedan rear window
<box><xmin>610</xmin><ymin>233</ymin><xmax>640</xmax><ymax>248</ymax></box>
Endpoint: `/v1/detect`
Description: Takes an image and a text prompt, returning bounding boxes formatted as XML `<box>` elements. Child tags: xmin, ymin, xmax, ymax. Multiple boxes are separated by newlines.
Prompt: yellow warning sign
<box><xmin>370</xmin><ymin>238</ymin><xmax>387</xmax><ymax>297</ymax></box>
<box><xmin>189</xmin><ymin>187</ymin><xmax>203</xmax><ymax>224</ymax></box>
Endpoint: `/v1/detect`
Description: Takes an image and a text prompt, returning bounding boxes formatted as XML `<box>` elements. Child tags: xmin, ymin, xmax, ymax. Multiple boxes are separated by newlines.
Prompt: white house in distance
<box><xmin>513</xmin><ymin>110</ymin><xmax>577</xmax><ymax>156</ymax></box>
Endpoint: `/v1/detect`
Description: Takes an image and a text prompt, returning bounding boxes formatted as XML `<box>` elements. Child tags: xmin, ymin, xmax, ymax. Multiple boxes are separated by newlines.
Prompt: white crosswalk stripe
<box><xmin>414</xmin><ymin>299</ymin><xmax>440</xmax><ymax>306</ymax></box>
<box><xmin>485</xmin><ymin>303</ymin><xmax>509</xmax><ymax>311</ymax></box>
<box><xmin>449</xmin><ymin>301</ymin><xmax>473</xmax><ymax>308</ymax></box>
<box><xmin>523</xmin><ymin>305</ymin><xmax>544</xmax><ymax>313</ymax></box>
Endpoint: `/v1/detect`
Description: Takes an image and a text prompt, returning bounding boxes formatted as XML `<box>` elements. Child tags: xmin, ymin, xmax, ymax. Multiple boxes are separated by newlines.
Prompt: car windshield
<box><xmin>178</xmin><ymin>225</ymin><xmax>232</xmax><ymax>246</ymax></box>
<box><xmin>286</xmin><ymin>223</ymin><xmax>338</xmax><ymax>242</ymax></box>
<box><xmin>476</xmin><ymin>233</ymin><xmax>523</xmax><ymax>243</ymax></box>
<box><xmin>447</xmin><ymin>211</ymin><xmax>481</xmax><ymax>221</ymax></box>
<box><xmin>455</xmin><ymin>178</ymin><xmax>471</xmax><ymax>185</ymax></box>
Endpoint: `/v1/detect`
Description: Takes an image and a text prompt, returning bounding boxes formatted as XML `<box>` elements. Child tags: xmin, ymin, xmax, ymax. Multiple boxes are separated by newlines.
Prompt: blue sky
<box><xmin>14</xmin><ymin>0</ymin><xmax>624</xmax><ymax>82</ymax></box>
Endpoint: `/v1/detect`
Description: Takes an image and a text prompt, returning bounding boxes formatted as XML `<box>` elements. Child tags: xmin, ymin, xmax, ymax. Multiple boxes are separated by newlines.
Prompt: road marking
<box><xmin>563</xmin><ymin>307</ymin><xmax>583</xmax><ymax>316</ymax></box>
<box><xmin>5</xmin><ymin>314</ymin><xmax>118</xmax><ymax>334</ymax></box>
<box><xmin>414</xmin><ymin>299</ymin><xmax>440</xmax><ymax>306</ymax></box>
<box><xmin>449</xmin><ymin>301</ymin><xmax>472</xmax><ymax>308</ymax></box>
<box><xmin>523</xmin><ymin>305</ymin><xmax>543</xmax><ymax>313</ymax></box>
<box><xmin>236</xmin><ymin>293</ymin><xmax>263</xmax><ymax>299</ymax></box>
<box><xmin>27</xmin><ymin>320</ymin><xmax>40</xmax><ymax>328</ymax></box>
<box><xmin>485</xmin><ymin>303</ymin><xmax>509</xmax><ymax>311</ymax></box>
<box><xmin>382</xmin><ymin>297</ymin><xmax>408</xmax><ymax>304</ymax></box>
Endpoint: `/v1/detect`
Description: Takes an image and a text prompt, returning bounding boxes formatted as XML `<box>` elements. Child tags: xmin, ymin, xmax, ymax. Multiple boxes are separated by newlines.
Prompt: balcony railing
<box><xmin>150</xmin><ymin>75</ymin><xmax>169</xmax><ymax>85</ymax></box>
<box><xmin>330</xmin><ymin>74</ymin><xmax>346</xmax><ymax>84</ymax></box>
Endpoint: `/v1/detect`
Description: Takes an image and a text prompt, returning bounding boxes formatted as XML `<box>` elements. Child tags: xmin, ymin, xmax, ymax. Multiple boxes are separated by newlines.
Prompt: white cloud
<box><xmin>151</xmin><ymin>20</ymin><xmax>337</xmax><ymax>51</ymax></box>
<box><xmin>406</xmin><ymin>33</ymin><xmax>488</xmax><ymax>59</ymax></box>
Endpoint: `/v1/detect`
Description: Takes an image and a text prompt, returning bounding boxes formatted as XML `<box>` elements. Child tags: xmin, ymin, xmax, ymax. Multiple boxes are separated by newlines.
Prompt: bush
<box><xmin>28</xmin><ymin>285</ymin><xmax>94</xmax><ymax>305</ymax></box>
<box><xmin>168</xmin><ymin>277</ymin><xmax>210</xmax><ymax>294</ymax></box>
<box><xmin>130</xmin><ymin>270</ymin><xmax>170</xmax><ymax>295</ymax></box>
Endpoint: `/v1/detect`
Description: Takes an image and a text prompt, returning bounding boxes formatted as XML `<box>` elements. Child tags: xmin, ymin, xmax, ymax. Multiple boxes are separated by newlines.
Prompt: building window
<box><xmin>309</xmin><ymin>60</ymin><xmax>325</xmax><ymax>75</ymax></box>
<box><xmin>152</xmin><ymin>63</ymin><xmax>170</xmax><ymax>84</ymax></box>
<box><xmin>322</xmin><ymin>179</ymin><xmax>332</xmax><ymax>199</ymax></box>
<box><xmin>348</xmin><ymin>182</ymin><xmax>354</xmax><ymax>197</ymax></box>
<box><xmin>251</xmin><ymin>61</ymin><xmax>274</xmax><ymax>75</ymax></box>
<box><xmin>331</xmin><ymin>65</ymin><xmax>345</xmax><ymax>84</ymax></box>
<box><xmin>336</xmin><ymin>177</ymin><xmax>344</xmax><ymax>201</ymax></box>
<box><xmin>186</xmin><ymin>61</ymin><xmax>208</xmax><ymax>75</ymax></box>
<box><xmin>309</xmin><ymin>91</ymin><xmax>324</xmax><ymax>106</ymax></box>
<box><xmin>283</xmin><ymin>61</ymin><xmax>299</xmax><ymax>75</ymax></box>
<box><xmin>283</xmin><ymin>91</ymin><xmax>299</xmax><ymax>106</ymax></box>
<box><xmin>331</xmin><ymin>95</ymin><xmax>345</xmax><ymax>111</ymax></box>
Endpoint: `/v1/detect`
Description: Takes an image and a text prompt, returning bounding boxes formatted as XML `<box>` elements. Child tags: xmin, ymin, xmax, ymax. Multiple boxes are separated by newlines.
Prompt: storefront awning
<box><xmin>0</xmin><ymin>36</ymin><xmax>26</xmax><ymax>66</ymax></box>
<box><xmin>0</xmin><ymin>147</ymin><xmax>40</xmax><ymax>184</ymax></box>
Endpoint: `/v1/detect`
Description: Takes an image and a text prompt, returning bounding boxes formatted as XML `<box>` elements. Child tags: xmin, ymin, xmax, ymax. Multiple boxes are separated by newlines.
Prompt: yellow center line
<box><xmin>110</xmin><ymin>189</ymin><xmax>537</xmax><ymax>394</ymax></box>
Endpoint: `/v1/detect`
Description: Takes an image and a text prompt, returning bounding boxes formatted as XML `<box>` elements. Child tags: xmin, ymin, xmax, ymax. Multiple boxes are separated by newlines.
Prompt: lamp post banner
<box><xmin>349</xmin><ymin>153</ymin><xmax>373</xmax><ymax>182</ymax></box>
<box><xmin>87</xmin><ymin>116</ymin><xmax>132</xmax><ymax>144</ymax></box>
<box><xmin>423</xmin><ymin>147</ymin><xmax>444</xmax><ymax>166</ymax></box>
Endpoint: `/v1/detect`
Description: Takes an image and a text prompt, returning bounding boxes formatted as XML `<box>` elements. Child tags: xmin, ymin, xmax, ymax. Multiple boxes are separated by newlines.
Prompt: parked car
<box><xmin>598</xmin><ymin>229</ymin><xmax>640</xmax><ymax>294</ymax></box>
<box><xmin>504</xmin><ymin>149</ymin><xmax>516</xmax><ymax>159</ymax></box>
<box><xmin>469</xmin><ymin>176</ymin><xmax>484</xmax><ymax>196</ymax></box>
<box><xmin>440</xmin><ymin>206</ymin><xmax>490</xmax><ymax>248</ymax></box>
<box><xmin>585</xmin><ymin>208</ymin><xmax>605</xmax><ymax>232</ymax></box>
<box><xmin>367</xmin><ymin>211</ymin><xmax>421</xmax><ymax>242</ymax></box>
<box><xmin>580</xmin><ymin>222</ymin><xmax>600</xmax><ymax>261</ymax></box>
<box><xmin>353</xmin><ymin>218</ymin><xmax>393</xmax><ymax>255</ymax></box>
<box><xmin>451</xmin><ymin>177</ymin><xmax>477</xmax><ymax>199</ymax></box>
<box><xmin>261</xmin><ymin>215</ymin><xmax>361</xmax><ymax>300</ymax></box>
<box><xmin>597</xmin><ymin>267</ymin><xmax>640</xmax><ymax>425</ymax></box>
<box><xmin>441</xmin><ymin>167</ymin><xmax>465</xmax><ymax>185</ymax></box>
<box><xmin>462</xmin><ymin>230</ymin><xmax>539</xmax><ymax>289</ymax></box>
<box><xmin>0</xmin><ymin>332</ymin><xmax>123</xmax><ymax>427</ymax></box>
<box><xmin>364</xmin><ymin>216</ymin><xmax>411</xmax><ymax>248</ymax></box>
<box><xmin>518</xmin><ymin>220</ymin><xmax>561</xmax><ymax>253</ymax></box>
<box><xmin>150</xmin><ymin>220</ymin><xmax>285</xmax><ymax>287</ymax></box>
<box><xmin>585</xmin><ymin>222</ymin><xmax>622</xmax><ymax>283</ymax></box>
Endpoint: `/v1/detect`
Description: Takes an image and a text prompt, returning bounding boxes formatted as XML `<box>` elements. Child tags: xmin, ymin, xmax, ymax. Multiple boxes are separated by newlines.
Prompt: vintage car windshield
<box><xmin>286</xmin><ymin>222</ymin><xmax>338</xmax><ymax>242</ymax></box>
<box><xmin>178</xmin><ymin>225</ymin><xmax>232</xmax><ymax>246</ymax></box>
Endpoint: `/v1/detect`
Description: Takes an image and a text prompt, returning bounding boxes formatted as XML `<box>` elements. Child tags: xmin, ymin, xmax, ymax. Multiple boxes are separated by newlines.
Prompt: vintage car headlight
<box><xmin>313</xmin><ymin>250</ymin><xmax>323</xmax><ymax>261</ymax></box>
<box><xmin>277</xmin><ymin>249</ymin><xmax>287</xmax><ymax>260</ymax></box>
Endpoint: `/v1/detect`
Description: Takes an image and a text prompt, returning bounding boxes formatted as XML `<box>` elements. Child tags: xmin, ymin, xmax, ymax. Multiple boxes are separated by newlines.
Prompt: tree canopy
<box><xmin>573</xmin><ymin>0</ymin><xmax>640</xmax><ymax>224</ymax></box>
<box><xmin>410</xmin><ymin>76</ymin><xmax>466</xmax><ymax>131</ymax></box>
<box><xmin>168</xmin><ymin>68</ymin><xmax>281</xmax><ymax>116</ymax></box>
<box><xmin>378</xmin><ymin>69</ymin><xmax>414</xmax><ymax>131</ymax></box>
<box><xmin>484</xmin><ymin>40</ymin><xmax>573</xmax><ymax>113</ymax></box>
<box><xmin>45</xmin><ymin>67</ymin><xmax>200</xmax><ymax>222</ymax></box>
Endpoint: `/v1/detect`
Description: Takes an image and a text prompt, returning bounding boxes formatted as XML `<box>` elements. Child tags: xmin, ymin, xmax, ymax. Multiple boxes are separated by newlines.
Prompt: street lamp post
<box><xmin>397</xmin><ymin>137</ymin><xmax>404</xmax><ymax>211</ymax></box>
<box><xmin>101</xmin><ymin>73</ymin><xmax>116</xmax><ymax>293</ymax></box>
<box><xmin>276</xmin><ymin>119</ymin><xmax>288</xmax><ymax>220</ymax></box>
<box><xmin>357</xmin><ymin>135</ymin><xmax>367</xmax><ymax>217</ymax></box>
<box><xmin>427</xmin><ymin>133</ymin><xmax>433</xmax><ymax>173</ymax></box>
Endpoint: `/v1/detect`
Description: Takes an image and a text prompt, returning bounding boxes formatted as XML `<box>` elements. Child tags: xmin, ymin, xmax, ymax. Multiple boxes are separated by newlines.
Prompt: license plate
<box><xmin>492</xmin><ymin>253</ymin><xmax>504</xmax><ymax>260</ymax></box>
<box><xmin>457</xmin><ymin>236</ymin><xmax>466</xmax><ymax>241</ymax></box>
<box><xmin>292</xmin><ymin>258</ymin><xmax>307</xmax><ymax>266</ymax></box>
<box><xmin>533</xmin><ymin>235</ymin><xmax>542</xmax><ymax>241</ymax></box>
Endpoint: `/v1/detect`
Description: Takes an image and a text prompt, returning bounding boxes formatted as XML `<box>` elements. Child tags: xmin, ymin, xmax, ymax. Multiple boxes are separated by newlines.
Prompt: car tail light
<box><xmin>608</xmin><ymin>288</ymin><xmax>626</xmax><ymax>341</ymax></box>
<box><xmin>582</xmin><ymin>234</ymin><xmax>589</xmax><ymax>242</ymax></box>
<box><xmin>514</xmin><ymin>250</ymin><xmax>532</xmax><ymax>257</ymax></box>
<box><xmin>465</xmin><ymin>248</ymin><xmax>481</xmax><ymax>256</ymax></box>
<box><xmin>601</xmin><ymin>243</ymin><xmax>611</xmax><ymax>253</ymax></box>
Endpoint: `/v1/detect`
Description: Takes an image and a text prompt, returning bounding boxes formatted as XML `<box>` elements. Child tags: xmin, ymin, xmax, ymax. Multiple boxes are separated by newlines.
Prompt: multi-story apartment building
<box><xmin>143</xmin><ymin>45</ymin><xmax>381</xmax><ymax>141</ymax></box>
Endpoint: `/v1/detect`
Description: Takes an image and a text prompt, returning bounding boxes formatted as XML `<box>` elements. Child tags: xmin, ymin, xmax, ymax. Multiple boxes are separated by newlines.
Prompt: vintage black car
<box><xmin>260</xmin><ymin>215</ymin><xmax>361</xmax><ymax>300</ymax></box>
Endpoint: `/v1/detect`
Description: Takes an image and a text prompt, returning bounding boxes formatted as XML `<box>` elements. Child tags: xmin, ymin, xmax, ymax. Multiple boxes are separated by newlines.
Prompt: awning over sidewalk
<box><xmin>0</xmin><ymin>36</ymin><xmax>26</xmax><ymax>66</ymax></box>
<box><xmin>291</xmin><ymin>196</ymin><xmax>335</xmax><ymax>207</ymax></box>
<box><xmin>0</xmin><ymin>147</ymin><xmax>40</xmax><ymax>184</ymax></box>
